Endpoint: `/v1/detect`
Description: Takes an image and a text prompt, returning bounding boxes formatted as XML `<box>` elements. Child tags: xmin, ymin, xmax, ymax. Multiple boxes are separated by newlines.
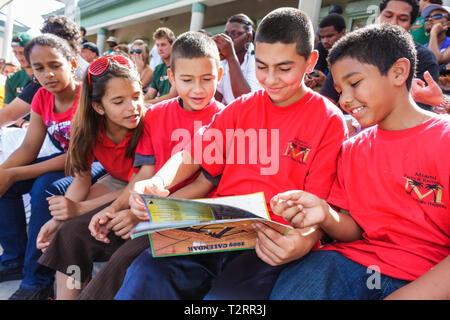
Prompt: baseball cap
<box><xmin>82</xmin><ymin>42</ymin><xmax>99</xmax><ymax>56</ymax></box>
<box><xmin>11</xmin><ymin>32</ymin><xmax>32</xmax><ymax>47</ymax></box>
<box><xmin>422</xmin><ymin>4</ymin><xmax>450</xmax><ymax>19</ymax></box>
<box><xmin>106</xmin><ymin>36</ymin><xmax>118</xmax><ymax>44</ymax></box>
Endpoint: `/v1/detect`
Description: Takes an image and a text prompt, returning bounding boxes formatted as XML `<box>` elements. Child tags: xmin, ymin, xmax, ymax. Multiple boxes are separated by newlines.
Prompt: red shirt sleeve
<box><xmin>135</xmin><ymin>110</ymin><xmax>155</xmax><ymax>157</ymax></box>
<box><xmin>326</xmin><ymin>149</ymin><xmax>349</xmax><ymax>210</ymax></box>
<box><xmin>303</xmin><ymin>112</ymin><xmax>348</xmax><ymax>199</ymax></box>
<box><xmin>30</xmin><ymin>87</ymin><xmax>46</xmax><ymax>116</ymax></box>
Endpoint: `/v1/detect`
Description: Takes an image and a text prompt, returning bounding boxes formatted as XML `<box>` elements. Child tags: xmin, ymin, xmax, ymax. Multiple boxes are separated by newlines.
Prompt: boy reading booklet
<box><xmin>115</xmin><ymin>8</ymin><xmax>348</xmax><ymax>300</ymax></box>
<box><xmin>270</xmin><ymin>24</ymin><xmax>450</xmax><ymax>300</ymax></box>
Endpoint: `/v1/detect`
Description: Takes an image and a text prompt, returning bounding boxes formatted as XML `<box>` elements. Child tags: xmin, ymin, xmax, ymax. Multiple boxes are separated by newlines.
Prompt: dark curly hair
<box><xmin>41</xmin><ymin>15</ymin><xmax>82</xmax><ymax>55</ymax></box>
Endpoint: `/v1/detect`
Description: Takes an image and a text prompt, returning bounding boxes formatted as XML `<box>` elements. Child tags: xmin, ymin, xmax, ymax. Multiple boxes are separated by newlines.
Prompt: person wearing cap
<box><xmin>411</xmin><ymin>0</ymin><xmax>443</xmax><ymax>45</ymax></box>
<box><xmin>103</xmin><ymin>36</ymin><xmax>118</xmax><ymax>56</ymax></box>
<box><xmin>80</xmin><ymin>42</ymin><xmax>99</xmax><ymax>63</ymax></box>
<box><xmin>423</xmin><ymin>3</ymin><xmax>450</xmax><ymax>65</ymax></box>
<box><xmin>4</xmin><ymin>33</ymin><xmax>33</xmax><ymax>116</ymax></box>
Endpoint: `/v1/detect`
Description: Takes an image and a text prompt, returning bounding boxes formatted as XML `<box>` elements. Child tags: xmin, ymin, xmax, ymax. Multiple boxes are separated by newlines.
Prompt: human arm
<box><xmin>89</xmin><ymin>165</ymin><xmax>156</xmax><ymax>242</ymax></box>
<box><xmin>0</xmin><ymin>111</ymin><xmax>67</xmax><ymax>195</ymax></box>
<box><xmin>411</xmin><ymin>70</ymin><xmax>449</xmax><ymax>113</ymax></box>
<box><xmin>129</xmin><ymin>151</ymin><xmax>201</xmax><ymax>219</ymax></box>
<box><xmin>213</xmin><ymin>33</ymin><xmax>251</xmax><ymax>99</ymax></box>
<box><xmin>140</xmin><ymin>67</ymin><xmax>153</xmax><ymax>90</ymax></box>
<box><xmin>270</xmin><ymin>190</ymin><xmax>363</xmax><ymax>243</ymax></box>
<box><xmin>0</xmin><ymin>110</ymin><xmax>46</xmax><ymax>169</ymax></box>
<box><xmin>36</xmin><ymin>218</ymin><xmax>64</xmax><ymax>251</ymax></box>
<box><xmin>145</xmin><ymin>85</ymin><xmax>177</xmax><ymax>105</ymax></box>
<box><xmin>0</xmin><ymin>97</ymin><xmax>31</xmax><ymax>128</ymax></box>
<box><xmin>253</xmin><ymin>222</ymin><xmax>323</xmax><ymax>266</ymax></box>
<box><xmin>47</xmin><ymin>170</ymin><xmax>92</xmax><ymax>221</ymax></box>
<box><xmin>169</xmin><ymin>171</ymin><xmax>216</xmax><ymax>199</ymax></box>
<box><xmin>428</xmin><ymin>23</ymin><xmax>450</xmax><ymax>65</ymax></box>
<box><xmin>385</xmin><ymin>255</ymin><xmax>450</xmax><ymax>300</ymax></box>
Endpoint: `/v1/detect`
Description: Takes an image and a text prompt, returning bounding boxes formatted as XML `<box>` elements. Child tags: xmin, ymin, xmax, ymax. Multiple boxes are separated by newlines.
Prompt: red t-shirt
<box><xmin>89</xmin><ymin>125</ymin><xmax>136</xmax><ymax>182</ymax></box>
<box><xmin>135</xmin><ymin>97</ymin><xmax>224</xmax><ymax>191</ymax></box>
<box><xmin>323</xmin><ymin>116</ymin><xmax>450</xmax><ymax>281</ymax></box>
<box><xmin>31</xmin><ymin>86</ymin><xmax>80</xmax><ymax>152</ymax></box>
<box><xmin>185</xmin><ymin>89</ymin><xmax>348</xmax><ymax>223</ymax></box>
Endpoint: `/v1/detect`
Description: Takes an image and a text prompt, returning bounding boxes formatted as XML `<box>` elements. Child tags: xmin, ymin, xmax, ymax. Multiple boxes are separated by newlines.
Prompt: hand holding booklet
<box><xmin>131</xmin><ymin>192</ymin><xmax>292</xmax><ymax>257</ymax></box>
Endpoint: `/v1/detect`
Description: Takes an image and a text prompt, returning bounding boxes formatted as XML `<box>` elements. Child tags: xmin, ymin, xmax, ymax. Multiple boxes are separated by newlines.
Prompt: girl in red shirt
<box><xmin>0</xmin><ymin>34</ymin><xmax>106</xmax><ymax>300</ymax></box>
<box><xmin>36</xmin><ymin>55</ymin><xmax>145</xmax><ymax>297</ymax></box>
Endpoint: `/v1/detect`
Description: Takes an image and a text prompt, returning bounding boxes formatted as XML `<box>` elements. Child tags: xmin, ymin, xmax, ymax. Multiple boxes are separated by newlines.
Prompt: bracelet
<box><xmin>432</xmin><ymin>95</ymin><xmax>450</xmax><ymax>114</ymax></box>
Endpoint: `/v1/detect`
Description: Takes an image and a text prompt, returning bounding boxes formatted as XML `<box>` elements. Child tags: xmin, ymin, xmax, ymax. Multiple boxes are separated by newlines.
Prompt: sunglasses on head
<box><xmin>424</xmin><ymin>13</ymin><xmax>448</xmax><ymax>21</ymax></box>
<box><xmin>87</xmin><ymin>54</ymin><xmax>132</xmax><ymax>89</ymax></box>
<box><xmin>130</xmin><ymin>49</ymin><xmax>142</xmax><ymax>54</ymax></box>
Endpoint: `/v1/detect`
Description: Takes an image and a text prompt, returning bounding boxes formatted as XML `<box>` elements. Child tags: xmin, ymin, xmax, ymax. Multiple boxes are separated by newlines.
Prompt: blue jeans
<box><xmin>203</xmin><ymin>251</ymin><xmax>285</xmax><ymax>300</ymax></box>
<box><xmin>270</xmin><ymin>250</ymin><xmax>410</xmax><ymax>300</ymax></box>
<box><xmin>115</xmin><ymin>248</ymin><xmax>240</xmax><ymax>300</ymax></box>
<box><xmin>0</xmin><ymin>154</ymin><xmax>105</xmax><ymax>290</ymax></box>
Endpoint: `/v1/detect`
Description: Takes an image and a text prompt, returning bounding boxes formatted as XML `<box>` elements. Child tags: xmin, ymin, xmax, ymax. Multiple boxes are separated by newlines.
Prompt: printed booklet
<box><xmin>131</xmin><ymin>192</ymin><xmax>292</xmax><ymax>257</ymax></box>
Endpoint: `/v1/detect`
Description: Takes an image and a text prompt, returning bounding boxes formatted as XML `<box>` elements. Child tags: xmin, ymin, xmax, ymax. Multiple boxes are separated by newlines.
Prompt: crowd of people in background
<box><xmin>0</xmin><ymin>0</ymin><xmax>448</xmax><ymax>301</ymax></box>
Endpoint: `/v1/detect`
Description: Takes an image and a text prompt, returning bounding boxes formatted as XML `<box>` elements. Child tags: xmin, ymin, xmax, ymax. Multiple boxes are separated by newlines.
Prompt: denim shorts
<box><xmin>270</xmin><ymin>250</ymin><xmax>410</xmax><ymax>300</ymax></box>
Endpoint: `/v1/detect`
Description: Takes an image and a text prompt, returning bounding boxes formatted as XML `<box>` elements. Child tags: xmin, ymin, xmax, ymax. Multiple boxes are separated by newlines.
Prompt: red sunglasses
<box><xmin>87</xmin><ymin>54</ymin><xmax>133</xmax><ymax>89</ymax></box>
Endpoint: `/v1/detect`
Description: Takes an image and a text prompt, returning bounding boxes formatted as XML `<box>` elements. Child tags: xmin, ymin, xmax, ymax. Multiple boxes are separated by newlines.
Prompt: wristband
<box><xmin>432</xmin><ymin>95</ymin><xmax>450</xmax><ymax>114</ymax></box>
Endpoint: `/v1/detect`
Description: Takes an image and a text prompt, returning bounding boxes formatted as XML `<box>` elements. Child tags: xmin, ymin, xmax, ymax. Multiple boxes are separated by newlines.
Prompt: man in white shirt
<box><xmin>213</xmin><ymin>14</ymin><xmax>262</xmax><ymax>105</ymax></box>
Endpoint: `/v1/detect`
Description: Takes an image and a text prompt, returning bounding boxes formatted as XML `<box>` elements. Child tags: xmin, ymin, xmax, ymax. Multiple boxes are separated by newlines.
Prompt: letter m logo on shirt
<box><xmin>404</xmin><ymin>177</ymin><xmax>444</xmax><ymax>204</ymax></box>
<box><xmin>283</xmin><ymin>142</ymin><xmax>311</xmax><ymax>163</ymax></box>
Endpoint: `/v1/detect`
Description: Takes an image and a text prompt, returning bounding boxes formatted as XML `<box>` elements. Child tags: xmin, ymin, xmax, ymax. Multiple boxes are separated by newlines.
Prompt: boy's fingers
<box><xmin>254</xmin><ymin>234</ymin><xmax>282</xmax><ymax>266</ymax></box>
<box><xmin>253</xmin><ymin>223</ymin><xmax>283</xmax><ymax>252</ymax></box>
<box><xmin>281</xmin><ymin>205</ymin><xmax>304</xmax><ymax>223</ymax></box>
<box><xmin>272</xmin><ymin>200</ymin><xmax>301</xmax><ymax>216</ymax></box>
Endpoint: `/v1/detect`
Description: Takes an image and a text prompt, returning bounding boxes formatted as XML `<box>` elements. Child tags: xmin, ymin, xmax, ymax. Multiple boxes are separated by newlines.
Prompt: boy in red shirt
<box><xmin>270</xmin><ymin>24</ymin><xmax>450</xmax><ymax>300</ymax></box>
<box><xmin>116</xmin><ymin>8</ymin><xmax>348</xmax><ymax>300</ymax></box>
<box><xmin>40</xmin><ymin>31</ymin><xmax>225</xmax><ymax>300</ymax></box>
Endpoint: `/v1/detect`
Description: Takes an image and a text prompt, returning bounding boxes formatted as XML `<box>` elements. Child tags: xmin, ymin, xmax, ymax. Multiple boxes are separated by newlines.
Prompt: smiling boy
<box><xmin>115</xmin><ymin>8</ymin><xmax>347</xmax><ymax>300</ymax></box>
<box><xmin>270</xmin><ymin>24</ymin><xmax>450</xmax><ymax>300</ymax></box>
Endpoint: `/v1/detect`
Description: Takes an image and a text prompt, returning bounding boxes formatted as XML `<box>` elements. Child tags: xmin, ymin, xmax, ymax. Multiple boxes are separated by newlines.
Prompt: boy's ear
<box><xmin>305</xmin><ymin>50</ymin><xmax>319</xmax><ymax>74</ymax></box>
<box><xmin>71</xmin><ymin>57</ymin><xmax>78</xmax><ymax>75</ymax></box>
<box><xmin>217</xmin><ymin>66</ymin><xmax>223</xmax><ymax>83</ymax></box>
<box><xmin>389</xmin><ymin>57</ymin><xmax>410</xmax><ymax>87</ymax></box>
<box><xmin>167</xmin><ymin>67</ymin><xmax>175</xmax><ymax>87</ymax></box>
<box><xmin>92</xmin><ymin>102</ymin><xmax>105</xmax><ymax>115</ymax></box>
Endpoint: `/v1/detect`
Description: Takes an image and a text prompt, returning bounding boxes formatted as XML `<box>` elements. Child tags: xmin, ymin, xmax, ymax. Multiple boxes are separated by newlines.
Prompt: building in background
<box><xmin>45</xmin><ymin>0</ymin><xmax>386</xmax><ymax>56</ymax></box>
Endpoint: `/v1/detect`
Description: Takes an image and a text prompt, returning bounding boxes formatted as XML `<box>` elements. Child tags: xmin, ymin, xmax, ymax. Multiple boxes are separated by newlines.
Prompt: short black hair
<box><xmin>329</xmin><ymin>4</ymin><xmax>343</xmax><ymax>14</ymax></box>
<box><xmin>227</xmin><ymin>13</ymin><xmax>255</xmax><ymax>35</ymax></box>
<box><xmin>379</xmin><ymin>0</ymin><xmax>420</xmax><ymax>24</ymax></box>
<box><xmin>170</xmin><ymin>31</ymin><xmax>220</xmax><ymax>72</ymax></box>
<box><xmin>24</xmin><ymin>33</ymin><xmax>75</xmax><ymax>65</ymax></box>
<box><xmin>328</xmin><ymin>24</ymin><xmax>417</xmax><ymax>90</ymax></box>
<box><xmin>319</xmin><ymin>13</ymin><xmax>347</xmax><ymax>32</ymax></box>
<box><xmin>81</xmin><ymin>42</ymin><xmax>99</xmax><ymax>56</ymax></box>
<box><xmin>255</xmin><ymin>7</ymin><xmax>314</xmax><ymax>59</ymax></box>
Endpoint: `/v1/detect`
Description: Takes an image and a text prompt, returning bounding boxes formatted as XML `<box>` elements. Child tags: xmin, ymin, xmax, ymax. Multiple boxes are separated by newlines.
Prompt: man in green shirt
<box><xmin>4</xmin><ymin>33</ymin><xmax>33</xmax><ymax>106</ymax></box>
<box><xmin>411</xmin><ymin>0</ymin><xmax>443</xmax><ymax>45</ymax></box>
<box><xmin>4</xmin><ymin>33</ymin><xmax>33</xmax><ymax>125</ymax></box>
<box><xmin>144</xmin><ymin>27</ymin><xmax>177</xmax><ymax>105</ymax></box>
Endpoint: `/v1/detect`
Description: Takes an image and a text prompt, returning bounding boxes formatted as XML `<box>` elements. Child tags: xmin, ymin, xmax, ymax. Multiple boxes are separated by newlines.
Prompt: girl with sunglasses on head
<box><xmin>36</xmin><ymin>54</ymin><xmax>147</xmax><ymax>299</ymax></box>
<box><xmin>0</xmin><ymin>34</ymin><xmax>106</xmax><ymax>300</ymax></box>
<box><xmin>130</xmin><ymin>39</ymin><xmax>153</xmax><ymax>93</ymax></box>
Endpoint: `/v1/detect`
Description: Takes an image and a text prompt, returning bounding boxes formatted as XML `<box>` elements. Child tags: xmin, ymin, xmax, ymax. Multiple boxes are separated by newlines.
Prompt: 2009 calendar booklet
<box><xmin>130</xmin><ymin>192</ymin><xmax>292</xmax><ymax>257</ymax></box>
